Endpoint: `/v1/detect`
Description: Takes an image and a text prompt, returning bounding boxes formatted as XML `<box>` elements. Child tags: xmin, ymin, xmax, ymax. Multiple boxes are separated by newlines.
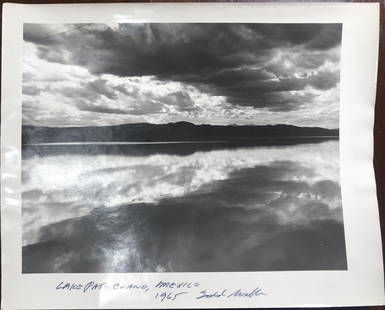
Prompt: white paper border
<box><xmin>1</xmin><ymin>2</ymin><xmax>384</xmax><ymax>309</ymax></box>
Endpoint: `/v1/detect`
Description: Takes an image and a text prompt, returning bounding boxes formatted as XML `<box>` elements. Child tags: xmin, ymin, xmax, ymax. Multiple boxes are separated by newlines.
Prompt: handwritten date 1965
<box><xmin>154</xmin><ymin>291</ymin><xmax>189</xmax><ymax>302</ymax></box>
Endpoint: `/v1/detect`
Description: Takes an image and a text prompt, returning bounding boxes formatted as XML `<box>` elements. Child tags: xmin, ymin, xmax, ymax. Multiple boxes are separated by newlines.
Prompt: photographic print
<box><xmin>21</xmin><ymin>23</ymin><xmax>346</xmax><ymax>273</ymax></box>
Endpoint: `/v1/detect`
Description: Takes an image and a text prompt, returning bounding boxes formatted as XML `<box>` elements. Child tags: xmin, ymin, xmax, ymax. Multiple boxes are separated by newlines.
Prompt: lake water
<box><xmin>22</xmin><ymin>139</ymin><xmax>347</xmax><ymax>272</ymax></box>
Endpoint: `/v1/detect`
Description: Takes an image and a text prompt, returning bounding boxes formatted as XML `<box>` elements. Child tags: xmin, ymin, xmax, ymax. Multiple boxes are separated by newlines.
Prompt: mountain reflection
<box><xmin>22</xmin><ymin>140</ymin><xmax>346</xmax><ymax>272</ymax></box>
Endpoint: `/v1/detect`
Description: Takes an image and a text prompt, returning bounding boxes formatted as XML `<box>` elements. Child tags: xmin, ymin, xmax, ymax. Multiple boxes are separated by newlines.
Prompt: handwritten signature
<box><xmin>196</xmin><ymin>287</ymin><xmax>266</xmax><ymax>299</ymax></box>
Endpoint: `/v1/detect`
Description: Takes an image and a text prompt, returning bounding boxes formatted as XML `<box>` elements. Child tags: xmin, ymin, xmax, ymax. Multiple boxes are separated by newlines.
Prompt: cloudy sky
<box><xmin>23</xmin><ymin>23</ymin><xmax>341</xmax><ymax>128</ymax></box>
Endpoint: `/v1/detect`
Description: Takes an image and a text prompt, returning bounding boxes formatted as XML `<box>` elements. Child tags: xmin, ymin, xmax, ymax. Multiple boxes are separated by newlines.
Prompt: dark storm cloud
<box><xmin>309</xmin><ymin>70</ymin><xmax>340</xmax><ymax>90</ymax></box>
<box><xmin>24</xmin><ymin>23</ymin><xmax>342</xmax><ymax>112</ymax></box>
<box><xmin>23</xmin><ymin>24</ymin><xmax>59</xmax><ymax>45</ymax></box>
<box><xmin>255</xmin><ymin>24</ymin><xmax>342</xmax><ymax>50</ymax></box>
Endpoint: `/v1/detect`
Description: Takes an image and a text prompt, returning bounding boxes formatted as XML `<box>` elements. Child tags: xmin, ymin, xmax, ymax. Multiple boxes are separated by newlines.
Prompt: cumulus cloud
<box><xmin>23</xmin><ymin>23</ymin><xmax>342</xmax><ymax>127</ymax></box>
<box><xmin>158</xmin><ymin>91</ymin><xmax>198</xmax><ymax>112</ymax></box>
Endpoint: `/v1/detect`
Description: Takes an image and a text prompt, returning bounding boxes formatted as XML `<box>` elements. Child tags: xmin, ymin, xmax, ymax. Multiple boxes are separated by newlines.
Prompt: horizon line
<box><xmin>22</xmin><ymin>136</ymin><xmax>340</xmax><ymax>146</ymax></box>
<box><xmin>22</xmin><ymin>121</ymin><xmax>339</xmax><ymax>130</ymax></box>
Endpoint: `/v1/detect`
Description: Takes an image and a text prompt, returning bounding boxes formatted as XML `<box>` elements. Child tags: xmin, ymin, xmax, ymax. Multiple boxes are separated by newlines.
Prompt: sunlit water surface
<box><xmin>22</xmin><ymin>140</ymin><xmax>346</xmax><ymax>272</ymax></box>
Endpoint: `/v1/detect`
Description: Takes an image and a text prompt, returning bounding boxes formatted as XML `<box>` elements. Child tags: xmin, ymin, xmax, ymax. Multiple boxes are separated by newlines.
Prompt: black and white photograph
<box><xmin>21</xmin><ymin>22</ymin><xmax>346</xmax><ymax>273</ymax></box>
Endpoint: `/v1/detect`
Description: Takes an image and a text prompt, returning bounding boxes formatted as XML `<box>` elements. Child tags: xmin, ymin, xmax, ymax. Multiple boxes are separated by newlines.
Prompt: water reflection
<box><xmin>22</xmin><ymin>140</ymin><xmax>346</xmax><ymax>272</ymax></box>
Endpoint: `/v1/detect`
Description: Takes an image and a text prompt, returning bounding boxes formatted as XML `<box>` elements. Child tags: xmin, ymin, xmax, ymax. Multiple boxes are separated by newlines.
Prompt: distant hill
<box><xmin>22</xmin><ymin>122</ymin><xmax>339</xmax><ymax>144</ymax></box>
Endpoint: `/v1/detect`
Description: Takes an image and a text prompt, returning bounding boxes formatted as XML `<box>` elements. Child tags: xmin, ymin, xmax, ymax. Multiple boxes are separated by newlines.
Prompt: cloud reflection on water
<box><xmin>22</xmin><ymin>140</ymin><xmax>346</xmax><ymax>272</ymax></box>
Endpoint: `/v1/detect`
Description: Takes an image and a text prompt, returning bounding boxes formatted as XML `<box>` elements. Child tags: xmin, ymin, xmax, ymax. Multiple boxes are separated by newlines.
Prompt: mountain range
<box><xmin>22</xmin><ymin>122</ymin><xmax>339</xmax><ymax>144</ymax></box>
